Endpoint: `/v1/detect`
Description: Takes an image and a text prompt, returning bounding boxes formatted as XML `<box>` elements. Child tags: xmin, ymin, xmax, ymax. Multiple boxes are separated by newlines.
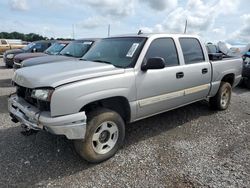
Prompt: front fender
<box><xmin>50</xmin><ymin>70</ymin><xmax>136</xmax><ymax>117</ymax></box>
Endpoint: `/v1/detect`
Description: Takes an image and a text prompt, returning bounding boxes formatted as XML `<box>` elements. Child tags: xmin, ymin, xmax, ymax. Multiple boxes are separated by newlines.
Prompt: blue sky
<box><xmin>0</xmin><ymin>0</ymin><xmax>249</xmax><ymax>44</ymax></box>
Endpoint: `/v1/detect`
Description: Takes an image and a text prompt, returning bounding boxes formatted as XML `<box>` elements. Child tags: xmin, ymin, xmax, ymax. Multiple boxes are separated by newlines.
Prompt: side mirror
<box><xmin>32</xmin><ymin>48</ymin><xmax>37</xmax><ymax>53</ymax></box>
<box><xmin>141</xmin><ymin>57</ymin><xmax>165</xmax><ymax>71</ymax></box>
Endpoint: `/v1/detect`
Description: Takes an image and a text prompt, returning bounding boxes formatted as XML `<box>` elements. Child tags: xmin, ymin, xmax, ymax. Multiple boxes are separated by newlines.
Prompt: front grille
<box><xmin>16</xmin><ymin>85</ymin><xmax>50</xmax><ymax>111</ymax></box>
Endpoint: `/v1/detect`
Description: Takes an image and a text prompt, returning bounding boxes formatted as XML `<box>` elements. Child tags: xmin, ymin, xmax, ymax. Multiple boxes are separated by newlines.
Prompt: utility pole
<box><xmin>108</xmin><ymin>24</ymin><xmax>110</xmax><ymax>37</ymax></box>
<box><xmin>184</xmin><ymin>19</ymin><xmax>187</xmax><ymax>34</ymax></box>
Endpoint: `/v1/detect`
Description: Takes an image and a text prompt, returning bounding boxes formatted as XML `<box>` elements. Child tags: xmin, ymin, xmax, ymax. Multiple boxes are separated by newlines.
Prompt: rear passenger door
<box><xmin>178</xmin><ymin>38</ymin><xmax>211</xmax><ymax>103</ymax></box>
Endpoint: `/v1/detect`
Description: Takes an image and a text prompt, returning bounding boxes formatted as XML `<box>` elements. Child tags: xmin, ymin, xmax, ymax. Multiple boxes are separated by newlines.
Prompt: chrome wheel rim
<box><xmin>221</xmin><ymin>88</ymin><xmax>230</xmax><ymax>108</ymax></box>
<box><xmin>92</xmin><ymin>121</ymin><xmax>119</xmax><ymax>154</ymax></box>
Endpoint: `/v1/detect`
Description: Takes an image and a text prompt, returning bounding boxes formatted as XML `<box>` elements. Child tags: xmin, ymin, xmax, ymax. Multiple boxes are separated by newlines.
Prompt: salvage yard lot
<box><xmin>0</xmin><ymin>58</ymin><xmax>249</xmax><ymax>187</ymax></box>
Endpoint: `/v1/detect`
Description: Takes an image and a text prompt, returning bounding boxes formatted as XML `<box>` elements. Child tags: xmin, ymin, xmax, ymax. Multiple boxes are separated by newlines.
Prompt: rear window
<box><xmin>179</xmin><ymin>38</ymin><xmax>205</xmax><ymax>64</ymax></box>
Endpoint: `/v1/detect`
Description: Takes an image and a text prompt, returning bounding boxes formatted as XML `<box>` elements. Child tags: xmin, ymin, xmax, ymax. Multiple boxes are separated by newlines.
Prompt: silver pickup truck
<box><xmin>8</xmin><ymin>34</ymin><xmax>242</xmax><ymax>163</ymax></box>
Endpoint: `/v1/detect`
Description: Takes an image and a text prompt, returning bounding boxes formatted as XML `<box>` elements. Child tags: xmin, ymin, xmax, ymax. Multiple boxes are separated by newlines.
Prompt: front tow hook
<box><xmin>20</xmin><ymin>124</ymin><xmax>38</xmax><ymax>136</ymax></box>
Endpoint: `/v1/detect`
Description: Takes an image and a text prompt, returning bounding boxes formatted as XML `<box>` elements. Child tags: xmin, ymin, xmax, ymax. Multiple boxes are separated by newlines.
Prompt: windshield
<box><xmin>59</xmin><ymin>41</ymin><xmax>93</xmax><ymax>58</ymax></box>
<box><xmin>45</xmin><ymin>42</ymin><xmax>66</xmax><ymax>55</ymax></box>
<box><xmin>22</xmin><ymin>42</ymin><xmax>35</xmax><ymax>51</ymax></box>
<box><xmin>82</xmin><ymin>37</ymin><xmax>146</xmax><ymax>68</ymax></box>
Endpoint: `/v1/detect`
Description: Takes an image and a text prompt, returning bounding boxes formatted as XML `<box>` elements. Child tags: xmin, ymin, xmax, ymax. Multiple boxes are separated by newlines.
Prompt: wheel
<box><xmin>5</xmin><ymin>64</ymin><xmax>11</xmax><ymax>68</ymax></box>
<box><xmin>209</xmin><ymin>81</ymin><xmax>232</xmax><ymax>110</ymax></box>
<box><xmin>74</xmin><ymin>108</ymin><xmax>125</xmax><ymax>163</ymax></box>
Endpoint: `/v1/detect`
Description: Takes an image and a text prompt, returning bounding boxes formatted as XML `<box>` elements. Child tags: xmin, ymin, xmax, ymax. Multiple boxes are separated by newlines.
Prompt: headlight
<box><xmin>6</xmin><ymin>54</ymin><xmax>14</xmax><ymax>59</ymax></box>
<box><xmin>31</xmin><ymin>89</ymin><xmax>54</xmax><ymax>101</ymax></box>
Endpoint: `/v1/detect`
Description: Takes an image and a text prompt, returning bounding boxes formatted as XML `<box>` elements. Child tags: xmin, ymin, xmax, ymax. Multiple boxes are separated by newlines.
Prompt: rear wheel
<box><xmin>74</xmin><ymin>108</ymin><xmax>125</xmax><ymax>163</ymax></box>
<box><xmin>209</xmin><ymin>81</ymin><xmax>232</xmax><ymax>110</ymax></box>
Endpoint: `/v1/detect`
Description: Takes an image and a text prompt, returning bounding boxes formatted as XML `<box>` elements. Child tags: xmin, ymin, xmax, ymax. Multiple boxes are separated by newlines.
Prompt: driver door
<box><xmin>136</xmin><ymin>38</ymin><xmax>186</xmax><ymax>119</ymax></box>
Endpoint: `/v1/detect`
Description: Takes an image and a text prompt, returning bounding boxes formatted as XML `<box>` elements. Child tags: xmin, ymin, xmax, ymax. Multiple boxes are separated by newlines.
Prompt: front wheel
<box><xmin>209</xmin><ymin>81</ymin><xmax>232</xmax><ymax>110</ymax></box>
<box><xmin>74</xmin><ymin>108</ymin><xmax>125</xmax><ymax>163</ymax></box>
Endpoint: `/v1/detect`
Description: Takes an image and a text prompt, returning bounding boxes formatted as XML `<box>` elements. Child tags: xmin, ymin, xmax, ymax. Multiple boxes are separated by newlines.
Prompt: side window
<box><xmin>179</xmin><ymin>38</ymin><xmax>205</xmax><ymax>64</ymax></box>
<box><xmin>34</xmin><ymin>43</ymin><xmax>43</xmax><ymax>51</ymax></box>
<box><xmin>41</xmin><ymin>43</ymin><xmax>49</xmax><ymax>51</ymax></box>
<box><xmin>47</xmin><ymin>43</ymin><xmax>52</xmax><ymax>48</ymax></box>
<box><xmin>1</xmin><ymin>40</ymin><xmax>7</xmax><ymax>45</ymax></box>
<box><xmin>145</xmin><ymin>38</ymin><xmax>179</xmax><ymax>67</ymax></box>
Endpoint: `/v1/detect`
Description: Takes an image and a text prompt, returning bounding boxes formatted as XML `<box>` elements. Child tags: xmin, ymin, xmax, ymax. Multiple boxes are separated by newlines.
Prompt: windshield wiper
<box><xmin>92</xmin><ymin>59</ymin><xmax>123</xmax><ymax>68</ymax></box>
<box><xmin>92</xmin><ymin>59</ymin><xmax>112</xmax><ymax>65</ymax></box>
<box><xmin>62</xmin><ymin>53</ymin><xmax>74</xmax><ymax>57</ymax></box>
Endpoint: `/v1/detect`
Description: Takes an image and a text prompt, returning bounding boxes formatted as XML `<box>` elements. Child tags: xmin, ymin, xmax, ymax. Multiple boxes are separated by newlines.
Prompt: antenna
<box><xmin>184</xmin><ymin>19</ymin><xmax>187</xmax><ymax>34</ymax></box>
<box><xmin>108</xmin><ymin>24</ymin><xmax>110</xmax><ymax>37</ymax></box>
<box><xmin>138</xmin><ymin>30</ymin><xmax>143</xmax><ymax>35</ymax></box>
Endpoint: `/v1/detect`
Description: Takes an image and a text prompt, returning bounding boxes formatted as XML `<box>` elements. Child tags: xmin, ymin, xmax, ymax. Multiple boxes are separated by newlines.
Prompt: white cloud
<box><xmin>9</xmin><ymin>0</ymin><xmax>28</xmax><ymax>11</ymax></box>
<box><xmin>140</xmin><ymin>0</ymin><xmax>177</xmax><ymax>11</ymax></box>
<box><xmin>77</xmin><ymin>16</ymin><xmax>112</xmax><ymax>29</ymax></box>
<box><xmin>142</xmin><ymin>0</ymin><xmax>238</xmax><ymax>34</ymax></box>
<box><xmin>83</xmin><ymin>0</ymin><xmax>135</xmax><ymax>17</ymax></box>
<box><xmin>212</xmin><ymin>27</ymin><xmax>226</xmax><ymax>35</ymax></box>
<box><xmin>227</xmin><ymin>14</ymin><xmax>250</xmax><ymax>44</ymax></box>
<box><xmin>217</xmin><ymin>0</ymin><xmax>239</xmax><ymax>15</ymax></box>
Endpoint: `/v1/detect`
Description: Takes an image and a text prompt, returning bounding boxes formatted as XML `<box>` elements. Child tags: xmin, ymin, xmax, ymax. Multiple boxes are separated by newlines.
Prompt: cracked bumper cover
<box><xmin>8</xmin><ymin>94</ymin><xmax>87</xmax><ymax>139</ymax></box>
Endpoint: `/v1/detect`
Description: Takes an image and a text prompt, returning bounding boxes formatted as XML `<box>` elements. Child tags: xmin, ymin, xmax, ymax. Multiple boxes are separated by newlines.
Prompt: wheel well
<box><xmin>221</xmin><ymin>73</ymin><xmax>235</xmax><ymax>86</ymax></box>
<box><xmin>80</xmin><ymin>97</ymin><xmax>131</xmax><ymax>123</ymax></box>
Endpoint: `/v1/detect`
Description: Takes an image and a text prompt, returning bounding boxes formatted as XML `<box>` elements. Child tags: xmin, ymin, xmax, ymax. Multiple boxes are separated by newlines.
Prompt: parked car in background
<box><xmin>0</xmin><ymin>39</ymin><xmax>26</xmax><ymax>54</ymax></box>
<box><xmin>3</xmin><ymin>40</ymin><xmax>55</xmax><ymax>68</ymax></box>
<box><xmin>242</xmin><ymin>52</ymin><xmax>250</xmax><ymax>88</ymax></box>
<box><xmin>13</xmin><ymin>41</ymin><xmax>70</xmax><ymax>69</ymax></box>
<box><xmin>8</xmin><ymin>34</ymin><xmax>242</xmax><ymax>163</ymax></box>
<box><xmin>15</xmin><ymin>39</ymin><xmax>99</xmax><ymax>69</ymax></box>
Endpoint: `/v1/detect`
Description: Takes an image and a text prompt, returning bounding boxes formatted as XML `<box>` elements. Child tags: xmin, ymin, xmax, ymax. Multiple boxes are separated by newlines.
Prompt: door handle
<box><xmin>202</xmin><ymin>68</ymin><xmax>208</xmax><ymax>74</ymax></box>
<box><xmin>176</xmin><ymin>72</ymin><xmax>184</xmax><ymax>79</ymax></box>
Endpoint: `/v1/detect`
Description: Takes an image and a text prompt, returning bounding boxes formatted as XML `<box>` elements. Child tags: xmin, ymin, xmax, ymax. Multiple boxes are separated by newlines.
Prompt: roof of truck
<box><xmin>107</xmin><ymin>33</ymin><xmax>199</xmax><ymax>38</ymax></box>
<box><xmin>75</xmin><ymin>38</ymin><xmax>101</xmax><ymax>42</ymax></box>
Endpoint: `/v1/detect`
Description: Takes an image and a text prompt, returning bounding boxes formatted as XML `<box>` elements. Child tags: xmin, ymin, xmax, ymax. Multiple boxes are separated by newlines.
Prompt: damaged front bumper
<box><xmin>8</xmin><ymin>94</ymin><xmax>87</xmax><ymax>139</ymax></box>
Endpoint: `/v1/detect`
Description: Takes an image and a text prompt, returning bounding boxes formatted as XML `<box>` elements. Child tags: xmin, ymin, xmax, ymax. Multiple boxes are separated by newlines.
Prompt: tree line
<box><xmin>0</xmin><ymin>32</ymin><xmax>71</xmax><ymax>42</ymax></box>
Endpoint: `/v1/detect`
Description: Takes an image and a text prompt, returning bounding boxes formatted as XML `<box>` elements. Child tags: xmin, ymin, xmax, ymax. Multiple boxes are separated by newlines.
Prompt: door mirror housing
<box><xmin>141</xmin><ymin>57</ymin><xmax>165</xmax><ymax>71</ymax></box>
<box><xmin>32</xmin><ymin>48</ymin><xmax>37</xmax><ymax>53</ymax></box>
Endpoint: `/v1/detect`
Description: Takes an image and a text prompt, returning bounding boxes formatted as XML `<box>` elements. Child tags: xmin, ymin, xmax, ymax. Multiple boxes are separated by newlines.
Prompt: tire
<box><xmin>74</xmin><ymin>108</ymin><xmax>125</xmax><ymax>163</ymax></box>
<box><xmin>209</xmin><ymin>81</ymin><xmax>232</xmax><ymax>110</ymax></box>
<box><xmin>5</xmin><ymin>64</ymin><xmax>11</xmax><ymax>68</ymax></box>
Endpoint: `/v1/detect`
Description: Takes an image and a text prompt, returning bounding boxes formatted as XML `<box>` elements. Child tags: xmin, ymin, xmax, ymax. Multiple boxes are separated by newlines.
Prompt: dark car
<box><xmin>3</xmin><ymin>40</ymin><xmax>55</xmax><ymax>68</ymax></box>
<box><xmin>242</xmin><ymin>52</ymin><xmax>250</xmax><ymax>88</ymax></box>
<box><xmin>18</xmin><ymin>39</ymin><xmax>99</xmax><ymax>69</ymax></box>
<box><xmin>13</xmin><ymin>41</ymin><xmax>70</xmax><ymax>69</ymax></box>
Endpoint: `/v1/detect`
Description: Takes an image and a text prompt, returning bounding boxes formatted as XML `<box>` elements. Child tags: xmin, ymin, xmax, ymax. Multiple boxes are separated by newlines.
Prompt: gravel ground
<box><xmin>0</xmin><ymin>58</ymin><xmax>250</xmax><ymax>188</ymax></box>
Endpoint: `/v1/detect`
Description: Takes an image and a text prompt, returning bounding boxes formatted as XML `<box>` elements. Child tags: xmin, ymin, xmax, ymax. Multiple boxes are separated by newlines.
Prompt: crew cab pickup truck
<box><xmin>8</xmin><ymin>34</ymin><xmax>242</xmax><ymax>163</ymax></box>
<box><xmin>0</xmin><ymin>39</ymin><xmax>26</xmax><ymax>54</ymax></box>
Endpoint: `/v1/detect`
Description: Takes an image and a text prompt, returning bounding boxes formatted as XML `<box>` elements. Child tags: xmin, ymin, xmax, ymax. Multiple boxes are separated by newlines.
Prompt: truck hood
<box><xmin>13</xmin><ymin>60</ymin><xmax>125</xmax><ymax>88</ymax></box>
<box><xmin>22</xmin><ymin>55</ymin><xmax>73</xmax><ymax>67</ymax></box>
<box><xmin>14</xmin><ymin>52</ymin><xmax>47</xmax><ymax>62</ymax></box>
<box><xmin>4</xmin><ymin>48</ymin><xmax>23</xmax><ymax>55</ymax></box>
